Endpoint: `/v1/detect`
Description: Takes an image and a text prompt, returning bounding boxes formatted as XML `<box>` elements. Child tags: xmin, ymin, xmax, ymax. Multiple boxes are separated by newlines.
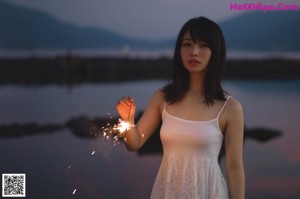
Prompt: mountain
<box><xmin>220</xmin><ymin>11</ymin><xmax>300</xmax><ymax>52</ymax></box>
<box><xmin>0</xmin><ymin>0</ymin><xmax>300</xmax><ymax>52</ymax></box>
<box><xmin>0</xmin><ymin>1</ymin><xmax>173</xmax><ymax>50</ymax></box>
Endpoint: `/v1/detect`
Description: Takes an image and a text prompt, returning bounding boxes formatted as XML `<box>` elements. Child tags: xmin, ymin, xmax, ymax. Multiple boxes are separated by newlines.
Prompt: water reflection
<box><xmin>0</xmin><ymin>79</ymin><xmax>299</xmax><ymax>199</ymax></box>
<box><xmin>0</xmin><ymin>113</ymin><xmax>282</xmax><ymax>159</ymax></box>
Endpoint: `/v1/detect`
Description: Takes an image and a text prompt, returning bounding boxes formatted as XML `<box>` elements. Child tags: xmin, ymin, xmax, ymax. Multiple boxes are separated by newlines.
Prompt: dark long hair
<box><xmin>162</xmin><ymin>16</ymin><xmax>226</xmax><ymax>106</ymax></box>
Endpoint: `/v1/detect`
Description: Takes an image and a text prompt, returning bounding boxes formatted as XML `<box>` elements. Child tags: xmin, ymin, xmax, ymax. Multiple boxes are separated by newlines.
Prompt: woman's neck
<box><xmin>189</xmin><ymin>73</ymin><xmax>205</xmax><ymax>93</ymax></box>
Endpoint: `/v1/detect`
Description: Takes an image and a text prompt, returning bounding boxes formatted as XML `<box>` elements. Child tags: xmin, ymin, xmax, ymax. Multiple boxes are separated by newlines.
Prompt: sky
<box><xmin>4</xmin><ymin>0</ymin><xmax>300</xmax><ymax>41</ymax></box>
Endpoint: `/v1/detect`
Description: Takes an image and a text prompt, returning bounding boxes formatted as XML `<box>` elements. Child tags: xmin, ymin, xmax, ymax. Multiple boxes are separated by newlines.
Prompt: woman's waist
<box><xmin>162</xmin><ymin>148</ymin><xmax>220</xmax><ymax>161</ymax></box>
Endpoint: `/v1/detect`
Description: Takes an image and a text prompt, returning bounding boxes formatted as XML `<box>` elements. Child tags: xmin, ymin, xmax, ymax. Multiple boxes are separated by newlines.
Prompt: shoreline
<box><xmin>0</xmin><ymin>57</ymin><xmax>299</xmax><ymax>85</ymax></box>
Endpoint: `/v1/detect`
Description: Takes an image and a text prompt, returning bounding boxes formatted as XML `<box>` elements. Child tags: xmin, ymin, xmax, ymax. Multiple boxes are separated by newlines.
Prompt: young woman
<box><xmin>116</xmin><ymin>16</ymin><xmax>245</xmax><ymax>199</ymax></box>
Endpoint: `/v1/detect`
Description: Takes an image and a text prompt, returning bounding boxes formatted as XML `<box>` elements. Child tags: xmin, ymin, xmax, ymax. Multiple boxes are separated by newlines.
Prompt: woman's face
<box><xmin>180</xmin><ymin>31</ymin><xmax>212</xmax><ymax>74</ymax></box>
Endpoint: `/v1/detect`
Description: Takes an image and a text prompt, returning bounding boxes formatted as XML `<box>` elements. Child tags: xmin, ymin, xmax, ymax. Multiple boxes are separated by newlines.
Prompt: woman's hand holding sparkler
<box><xmin>115</xmin><ymin>96</ymin><xmax>139</xmax><ymax>148</ymax></box>
<box><xmin>116</xmin><ymin>91</ymin><xmax>163</xmax><ymax>151</ymax></box>
<box><xmin>116</xmin><ymin>96</ymin><xmax>136</xmax><ymax>123</ymax></box>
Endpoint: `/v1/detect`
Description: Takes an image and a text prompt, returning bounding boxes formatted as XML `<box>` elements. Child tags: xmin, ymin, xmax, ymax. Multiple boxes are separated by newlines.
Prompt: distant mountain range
<box><xmin>0</xmin><ymin>1</ymin><xmax>174</xmax><ymax>50</ymax></box>
<box><xmin>1</xmin><ymin>0</ymin><xmax>300</xmax><ymax>52</ymax></box>
<box><xmin>220</xmin><ymin>10</ymin><xmax>300</xmax><ymax>52</ymax></box>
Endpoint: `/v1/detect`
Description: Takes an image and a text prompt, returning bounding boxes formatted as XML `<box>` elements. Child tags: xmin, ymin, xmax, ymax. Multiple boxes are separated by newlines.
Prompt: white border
<box><xmin>2</xmin><ymin>173</ymin><xmax>26</xmax><ymax>197</ymax></box>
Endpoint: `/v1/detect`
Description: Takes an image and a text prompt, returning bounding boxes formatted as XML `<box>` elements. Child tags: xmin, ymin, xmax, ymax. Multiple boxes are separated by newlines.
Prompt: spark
<box><xmin>72</xmin><ymin>188</ymin><xmax>77</xmax><ymax>195</ymax></box>
<box><xmin>114</xmin><ymin>119</ymin><xmax>134</xmax><ymax>134</ymax></box>
<box><xmin>91</xmin><ymin>150</ymin><xmax>95</xmax><ymax>155</ymax></box>
<box><xmin>113</xmin><ymin>100</ymin><xmax>134</xmax><ymax>135</ymax></box>
<box><xmin>107</xmin><ymin>112</ymin><xmax>113</xmax><ymax>119</ymax></box>
<box><xmin>96</xmin><ymin>108</ymin><xmax>135</xmax><ymax>146</ymax></box>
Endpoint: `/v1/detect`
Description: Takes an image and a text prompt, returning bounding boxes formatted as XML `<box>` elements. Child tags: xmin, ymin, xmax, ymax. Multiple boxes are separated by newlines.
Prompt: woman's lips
<box><xmin>188</xmin><ymin>59</ymin><xmax>201</xmax><ymax>64</ymax></box>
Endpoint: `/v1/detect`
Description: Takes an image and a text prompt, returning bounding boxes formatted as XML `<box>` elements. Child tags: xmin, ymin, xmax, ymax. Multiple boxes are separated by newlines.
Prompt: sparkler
<box><xmin>115</xmin><ymin>100</ymin><xmax>134</xmax><ymax>134</ymax></box>
<box><xmin>114</xmin><ymin>118</ymin><xmax>134</xmax><ymax>136</ymax></box>
<box><xmin>67</xmin><ymin>102</ymin><xmax>135</xmax><ymax>196</ymax></box>
<box><xmin>94</xmin><ymin>101</ymin><xmax>135</xmax><ymax>147</ymax></box>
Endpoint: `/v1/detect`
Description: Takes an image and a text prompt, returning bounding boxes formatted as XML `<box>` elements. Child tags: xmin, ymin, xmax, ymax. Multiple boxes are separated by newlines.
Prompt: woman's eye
<box><xmin>199</xmin><ymin>43</ymin><xmax>209</xmax><ymax>48</ymax></box>
<box><xmin>182</xmin><ymin>42</ymin><xmax>191</xmax><ymax>47</ymax></box>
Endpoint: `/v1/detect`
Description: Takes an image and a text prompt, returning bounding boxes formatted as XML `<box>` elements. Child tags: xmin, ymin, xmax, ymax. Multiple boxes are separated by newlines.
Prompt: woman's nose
<box><xmin>191</xmin><ymin>46</ymin><xmax>199</xmax><ymax>56</ymax></box>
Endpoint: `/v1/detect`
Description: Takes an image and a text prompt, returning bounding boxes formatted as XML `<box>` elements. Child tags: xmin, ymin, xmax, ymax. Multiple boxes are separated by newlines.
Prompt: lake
<box><xmin>0</xmin><ymin>80</ymin><xmax>299</xmax><ymax>199</ymax></box>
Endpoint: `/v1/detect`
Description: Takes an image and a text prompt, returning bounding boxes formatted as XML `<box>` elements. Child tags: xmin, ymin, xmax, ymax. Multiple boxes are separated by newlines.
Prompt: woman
<box><xmin>116</xmin><ymin>16</ymin><xmax>245</xmax><ymax>199</ymax></box>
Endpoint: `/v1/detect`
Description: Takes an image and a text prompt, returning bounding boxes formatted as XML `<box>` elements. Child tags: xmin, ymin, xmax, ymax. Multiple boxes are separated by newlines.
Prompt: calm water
<box><xmin>0</xmin><ymin>80</ymin><xmax>299</xmax><ymax>199</ymax></box>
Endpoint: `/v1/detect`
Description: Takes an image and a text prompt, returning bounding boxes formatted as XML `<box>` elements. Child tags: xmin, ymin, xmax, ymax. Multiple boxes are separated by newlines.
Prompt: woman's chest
<box><xmin>166</xmin><ymin>99</ymin><xmax>223</xmax><ymax>122</ymax></box>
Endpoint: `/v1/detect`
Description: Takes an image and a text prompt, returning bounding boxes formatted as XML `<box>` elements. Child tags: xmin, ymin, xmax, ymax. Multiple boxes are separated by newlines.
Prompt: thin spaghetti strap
<box><xmin>163</xmin><ymin>101</ymin><xmax>167</xmax><ymax>113</ymax></box>
<box><xmin>217</xmin><ymin>96</ymin><xmax>231</xmax><ymax>118</ymax></box>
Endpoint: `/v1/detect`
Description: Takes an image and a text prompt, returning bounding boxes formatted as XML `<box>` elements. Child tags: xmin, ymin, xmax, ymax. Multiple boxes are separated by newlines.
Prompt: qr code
<box><xmin>2</xmin><ymin>173</ymin><xmax>26</xmax><ymax>197</ymax></box>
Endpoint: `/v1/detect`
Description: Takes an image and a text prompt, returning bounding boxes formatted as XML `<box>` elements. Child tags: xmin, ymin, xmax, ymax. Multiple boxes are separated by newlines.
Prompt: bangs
<box><xmin>187</xmin><ymin>21</ymin><xmax>214</xmax><ymax>47</ymax></box>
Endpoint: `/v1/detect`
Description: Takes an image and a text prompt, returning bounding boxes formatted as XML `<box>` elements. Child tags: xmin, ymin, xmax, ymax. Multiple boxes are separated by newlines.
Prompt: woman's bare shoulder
<box><xmin>150</xmin><ymin>88</ymin><xmax>164</xmax><ymax>101</ymax></box>
<box><xmin>225</xmin><ymin>96</ymin><xmax>243</xmax><ymax>117</ymax></box>
<box><xmin>228</xmin><ymin>96</ymin><xmax>242</xmax><ymax>108</ymax></box>
<box><xmin>148</xmin><ymin>88</ymin><xmax>165</xmax><ymax>111</ymax></box>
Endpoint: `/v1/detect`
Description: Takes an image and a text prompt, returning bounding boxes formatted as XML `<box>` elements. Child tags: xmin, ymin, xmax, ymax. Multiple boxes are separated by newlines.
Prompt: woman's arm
<box><xmin>224</xmin><ymin>98</ymin><xmax>245</xmax><ymax>199</ymax></box>
<box><xmin>116</xmin><ymin>90</ymin><xmax>163</xmax><ymax>151</ymax></box>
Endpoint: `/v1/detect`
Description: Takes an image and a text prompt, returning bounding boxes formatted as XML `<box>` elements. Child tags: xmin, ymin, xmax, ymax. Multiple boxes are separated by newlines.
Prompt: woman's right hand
<box><xmin>116</xmin><ymin>96</ymin><xmax>136</xmax><ymax>122</ymax></box>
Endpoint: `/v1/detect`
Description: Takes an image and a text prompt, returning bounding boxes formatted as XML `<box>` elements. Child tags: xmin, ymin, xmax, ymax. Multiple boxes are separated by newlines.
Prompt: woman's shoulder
<box><xmin>225</xmin><ymin>96</ymin><xmax>243</xmax><ymax>119</ymax></box>
<box><xmin>156</xmin><ymin>88</ymin><xmax>166</xmax><ymax>103</ymax></box>
<box><xmin>151</xmin><ymin>88</ymin><xmax>165</xmax><ymax>100</ymax></box>
<box><xmin>148</xmin><ymin>88</ymin><xmax>165</xmax><ymax>110</ymax></box>
<box><xmin>227</xmin><ymin>95</ymin><xmax>242</xmax><ymax>107</ymax></box>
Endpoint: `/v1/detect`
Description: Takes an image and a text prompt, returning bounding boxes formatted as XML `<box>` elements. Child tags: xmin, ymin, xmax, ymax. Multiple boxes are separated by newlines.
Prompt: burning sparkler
<box><xmin>67</xmin><ymin>102</ymin><xmax>135</xmax><ymax>197</ymax></box>
<box><xmin>96</xmin><ymin>100</ymin><xmax>135</xmax><ymax>145</ymax></box>
<box><xmin>114</xmin><ymin>118</ymin><xmax>134</xmax><ymax>136</ymax></box>
<box><xmin>109</xmin><ymin>100</ymin><xmax>135</xmax><ymax>138</ymax></box>
<box><xmin>114</xmin><ymin>100</ymin><xmax>134</xmax><ymax>136</ymax></box>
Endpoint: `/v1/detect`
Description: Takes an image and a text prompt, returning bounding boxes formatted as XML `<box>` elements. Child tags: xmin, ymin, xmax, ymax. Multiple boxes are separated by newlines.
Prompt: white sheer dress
<box><xmin>150</xmin><ymin>97</ymin><xmax>231</xmax><ymax>199</ymax></box>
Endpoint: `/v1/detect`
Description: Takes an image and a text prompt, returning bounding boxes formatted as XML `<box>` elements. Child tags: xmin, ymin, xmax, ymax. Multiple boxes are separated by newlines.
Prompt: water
<box><xmin>1</xmin><ymin>49</ymin><xmax>300</xmax><ymax>60</ymax></box>
<box><xmin>0</xmin><ymin>80</ymin><xmax>299</xmax><ymax>198</ymax></box>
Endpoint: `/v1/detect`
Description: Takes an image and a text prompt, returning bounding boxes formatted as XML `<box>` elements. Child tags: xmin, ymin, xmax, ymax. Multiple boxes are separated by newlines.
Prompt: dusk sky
<box><xmin>5</xmin><ymin>0</ymin><xmax>300</xmax><ymax>41</ymax></box>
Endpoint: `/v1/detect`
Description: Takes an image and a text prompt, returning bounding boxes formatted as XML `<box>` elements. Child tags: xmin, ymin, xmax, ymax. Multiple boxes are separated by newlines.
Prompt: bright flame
<box><xmin>115</xmin><ymin>119</ymin><xmax>134</xmax><ymax>134</ymax></box>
